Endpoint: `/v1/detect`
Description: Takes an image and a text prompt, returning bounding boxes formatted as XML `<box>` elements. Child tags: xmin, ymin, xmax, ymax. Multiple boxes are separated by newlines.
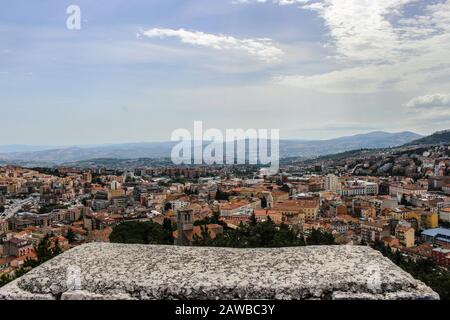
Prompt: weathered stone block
<box><xmin>0</xmin><ymin>243</ymin><xmax>439</xmax><ymax>300</ymax></box>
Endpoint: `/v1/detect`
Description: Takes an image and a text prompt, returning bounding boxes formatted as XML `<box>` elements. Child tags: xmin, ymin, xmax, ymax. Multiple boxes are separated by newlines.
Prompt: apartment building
<box><xmin>339</xmin><ymin>180</ymin><xmax>378</xmax><ymax>197</ymax></box>
<box><xmin>361</xmin><ymin>221</ymin><xmax>391</xmax><ymax>243</ymax></box>
<box><xmin>395</xmin><ymin>225</ymin><xmax>415</xmax><ymax>248</ymax></box>
<box><xmin>389</xmin><ymin>184</ymin><xmax>427</xmax><ymax>197</ymax></box>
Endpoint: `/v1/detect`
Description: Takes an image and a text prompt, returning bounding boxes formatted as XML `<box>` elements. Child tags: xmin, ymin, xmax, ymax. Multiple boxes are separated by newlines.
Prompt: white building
<box><xmin>110</xmin><ymin>181</ymin><xmax>121</xmax><ymax>191</ymax></box>
<box><xmin>389</xmin><ymin>184</ymin><xmax>427</xmax><ymax>197</ymax></box>
<box><xmin>443</xmin><ymin>185</ymin><xmax>450</xmax><ymax>194</ymax></box>
<box><xmin>339</xmin><ymin>180</ymin><xmax>378</xmax><ymax>197</ymax></box>
<box><xmin>325</xmin><ymin>174</ymin><xmax>341</xmax><ymax>193</ymax></box>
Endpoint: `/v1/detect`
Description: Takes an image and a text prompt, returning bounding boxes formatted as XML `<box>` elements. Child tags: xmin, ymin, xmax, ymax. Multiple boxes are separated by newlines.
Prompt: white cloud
<box><xmin>405</xmin><ymin>94</ymin><xmax>450</xmax><ymax>108</ymax></box>
<box><xmin>233</xmin><ymin>0</ymin><xmax>311</xmax><ymax>5</ymax></box>
<box><xmin>236</xmin><ymin>0</ymin><xmax>450</xmax><ymax>61</ymax></box>
<box><xmin>399</xmin><ymin>0</ymin><xmax>450</xmax><ymax>33</ymax></box>
<box><xmin>235</xmin><ymin>0</ymin><xmax>419</xmax><ymax>63</ymax></box>
<box><xmin>274</xmin><ymin>65</ymin><xmax>394</xmax><ymax>94</ymax></box>
<box><xmin>313</xmin><ymin>0</ymin><xmax>419</xmax><ymax>63</ymax></box>
<box><xmin>236</xmin><ymin>0</ymin><xmax>450</xmax><ymax>93</ymax></box>
<box><xmin>139</xmin><ymin>28</ymin><xmax>283</xmax><ymax>63</ymax></box>
<box><xmin>274</xmin><ymin>31</ymin><xmax>450</xmax><ymax>94</ymax></box>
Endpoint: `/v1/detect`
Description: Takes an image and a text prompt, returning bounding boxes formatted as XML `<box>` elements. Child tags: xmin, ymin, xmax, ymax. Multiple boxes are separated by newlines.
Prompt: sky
<box><xmin>1</xmin><ymin>0</ymin><xmax>450</xmax><ymax>145</ymax></box>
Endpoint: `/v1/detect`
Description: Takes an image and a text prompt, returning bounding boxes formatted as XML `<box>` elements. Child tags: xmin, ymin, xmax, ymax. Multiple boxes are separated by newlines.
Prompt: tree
<box><xmin>38</xmin><ymin>204</ymin><xmax>68</xmax><ymax>215</ymax></box>
<box><xmin>109</xmin><ymin>221</ymin><xmax>173</xmax><ymax>245</ymax></box>
<box><xmin>34</xmin><ymin>235</ymin><xmax>62</xmax><ymax>264</ymax></box>
<box><xmin>193</xmin><ymin>211</ymin><xmax>226</xmax><ymax>228</ymax></box>
<box><xmin>0</xmin><ymin>274</ymin><xmax>13</xmax><ymax>287</ymax></box>
<box><xmin>370</xmin><ymin>241</ymin><xmax>450</xmax><ymax>300</ymax></box>
<box><xmin>211</xmin><ymin>211</ymin><xmax>221</xmax><ymax>224</ymax></box>
<box><xmin>400</xmin><ymin>195</ymin><xmax>408</xmax><ymax>206</ymax></box>
<box><xmin>260</xmin><ymin>197</ymin><xmax>268</xmax><ymax>209</ymax></box>
<box><xmin>66</xmin><ymin>228</ymin><xmax>76</xmax><ymax>243</ymax></box>
<box><xmin>164</xmin><ymin>202</ymin><xmax>172</xmax><ymax>212</ymax></box>
<box><xmin>13</xmin><ymin>267</ymin><xmax>31</xmax><ymax>278</ymax></box>
<box><xmin>1</xmin><ymin>236</ymin><xmax>63</xmax><ymax>288</ymax></box>
<box><xmin>215</xmin><ymin>189</ymin><xmax>229</xmax><ymax>201</ymax></box>
<box><xmin>249</xmin><ymin>213</ymin><xmax>258</xmax><ymax>227</ymax></box>
<box><xmin>192</xmin><ymin>225</ymin><xmax>214</xmax><ymax>246</ymax></box>
<box><xmin>163</xmin><ymin>218</ymin><xmax>173</xmax><ymax>232</ymax></box>
<box><xmin>306</xmin><ymin>229</ymin><xmax>335</xmax><ymax>246</ymax></box>
<box><xmin>81</xmin><ymin>198</ymin><xmax>91</xmax><ymax>206</ymax></box>
<box><xmin>52</xmin><ymin>239</ymin><xmax>63</xmax><ymax>257</ymax></box>
<box><xmin>162</xmin><ymin>218</ymin><xmax>174</xmax><ymax>244</ymax></box>
<box><xmin>273</xmin><ymin>224</ymin><xmax>305</xmax><ymax>247</ymax></box>
<box><xmin>35</xmin><ymin>236</ymin><xmax>54</xmax><ymax>263</ymax></box>
<box><xmin>192</xmin><ymin>216</ymin><xmax>305</xmax><ymax>248</ymax></box>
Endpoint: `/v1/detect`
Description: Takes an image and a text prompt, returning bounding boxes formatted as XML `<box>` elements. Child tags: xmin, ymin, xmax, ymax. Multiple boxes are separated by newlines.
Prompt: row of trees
<box><xmin>38</xmin><ymin>204</ymin><xmax>69</xmax><ymax>215</ymax></box>
<box><xmin>371</xmin><ymin>240</ymin><xmax>450</xmax><ymax>300</ymax></box>
<box><xmin>193</xmin><ymin>217</ymin><xmax>306</xmax><ymax>248</ymax></box>
<box><xmin>109</xmin><ymin>220</ymin><xmax>174</xmax><ymax>245</ymax></box>
<box><xmin>109</xmin><ymin>214</ymin><xmax>335</xmax><ymax>249</ymax></box>
<box><xmin>193</xmin><ymin>215</ymin><xmax>335</xmax><ymax>248</ymax></box>
<box><xmin>0</xmin><ymin>235</ymin><xmax>63</xmax><ymax>288</ymax></box>
<box><xmin>215</xmin><ymin>189</ymin><xmax>229</xmax><ymax>201</ymax></box>
<box><xmin>193</xmin><ymin>211</ymin><xmax>226</xmax><ymax>227</ymax></box>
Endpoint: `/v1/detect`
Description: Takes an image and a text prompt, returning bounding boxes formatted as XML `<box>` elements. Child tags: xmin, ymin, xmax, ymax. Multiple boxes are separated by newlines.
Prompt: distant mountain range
<box><xmin>300</xmin><ymin>130</ymin><xmax>450</xmax><ymax>165</ymax></box>
<box><xmin>0</xmin><ymin>131</ymin><xmax>423</xmax><ymax>166</ymax></box>
<box><xmin>0</xmin><ymin>145</ymin><xmax>62</xmax><ymax>153</ymax></box>
<box><xmin>280</xmin><ymin>131</ymin><xmax>421</xmax><ymax>157</ymax></box>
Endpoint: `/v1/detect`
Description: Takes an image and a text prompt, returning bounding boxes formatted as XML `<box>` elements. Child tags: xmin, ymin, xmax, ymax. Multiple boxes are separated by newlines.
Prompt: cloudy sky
<box><xmin>1</xmin><ymin>0</ymin><xmax>450</xmax><ymax>145</ymax></box>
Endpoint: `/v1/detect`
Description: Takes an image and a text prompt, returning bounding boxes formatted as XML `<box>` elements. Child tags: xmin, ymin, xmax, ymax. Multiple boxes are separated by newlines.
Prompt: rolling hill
<box><xmin>0</xmin><ymin>131</ymin><xmax>422</xmax><ymax>166</ymax></box>
<box><xmin>405</xmin><ymin>130</ymin><xmax>450</xmax><ymax>146</ymax></box>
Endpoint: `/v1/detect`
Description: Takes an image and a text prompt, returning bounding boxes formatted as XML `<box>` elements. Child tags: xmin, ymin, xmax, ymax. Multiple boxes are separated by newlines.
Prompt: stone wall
<box><xmin>0</xmin><ymin>243</ymin><xmax>439</xmax><ymax>300</ymax></box>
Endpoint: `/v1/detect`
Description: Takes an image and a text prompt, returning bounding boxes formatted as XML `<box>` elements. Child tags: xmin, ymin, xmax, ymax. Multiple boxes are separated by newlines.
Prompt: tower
<box><xmin>262</xmin><ymin>191</ymin><xmax>273</xmax><ymax>208</ymax></box>
<box><xmin>176</xmin><ymin>208</ymin><xmax>194</xmax><ymax>246</ymax></box>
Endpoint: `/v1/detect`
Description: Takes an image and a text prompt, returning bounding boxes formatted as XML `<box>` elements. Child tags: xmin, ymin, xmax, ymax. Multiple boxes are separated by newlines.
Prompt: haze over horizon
<box><xmin>0</xmin><ymin>130</ymin><xmax>427</xmax><ymax>148</ymax></box>
<box><xmin>2</xmin><ymin>0</ymin><xmax>450</xmax><ymax>145</ymax></box>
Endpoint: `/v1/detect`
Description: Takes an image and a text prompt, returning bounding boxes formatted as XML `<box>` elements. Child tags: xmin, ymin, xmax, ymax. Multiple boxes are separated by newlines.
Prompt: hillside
<box><xmin>0</xmin><ymin>131</ymin><xmax>422</xmax><ymax>166</ymax></box>
<box><xmin>406</xmin><ymin>130</ymin><xmax>450</xmax><ymax>146</ymax></box>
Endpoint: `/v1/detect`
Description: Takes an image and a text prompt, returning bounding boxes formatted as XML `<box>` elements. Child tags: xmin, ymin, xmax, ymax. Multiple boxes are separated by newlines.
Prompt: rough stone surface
<box><xmin>0</xmin><ymin>243</ymin><xmax>439</xmax><ymax>300</ymax></box>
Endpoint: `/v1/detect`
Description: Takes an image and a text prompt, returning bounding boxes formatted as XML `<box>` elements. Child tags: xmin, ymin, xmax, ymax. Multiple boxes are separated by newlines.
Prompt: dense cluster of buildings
<box><xmin>1</xmin><ymin>151</ymin><xmax>450</xmax><ymax>279</ymax></box>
